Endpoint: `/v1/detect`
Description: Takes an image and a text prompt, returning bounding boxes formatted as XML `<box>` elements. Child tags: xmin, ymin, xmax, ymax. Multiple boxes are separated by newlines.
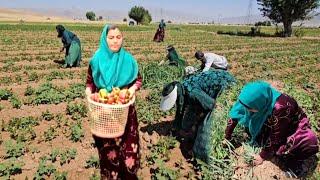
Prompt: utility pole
<box><xmin>218</xmin><ymin>14</ymin><xmax>222</xmax><ymax>24</ymax></box>
<box><xmin>246</xmin><ymin>0</ymin><xmax>254</xmax><ymax>25</ymax></box>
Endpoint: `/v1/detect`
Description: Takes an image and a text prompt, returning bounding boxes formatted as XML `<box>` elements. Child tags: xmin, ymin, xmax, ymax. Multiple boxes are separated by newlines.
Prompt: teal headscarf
<box><xmin>90</xmin><ymin>24</ymin><xmax>138</xmax><ymax>92</ymax></box>
<box><xmin>230</xmin><ymin>81</ymin><xmax>281</xmax><ymax>143</ymax></box>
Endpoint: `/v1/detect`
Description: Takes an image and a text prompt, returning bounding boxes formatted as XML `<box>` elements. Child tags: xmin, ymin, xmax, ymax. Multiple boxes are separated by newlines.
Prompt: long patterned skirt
<box><xmin>93</xmin><ymin>105</ymin><xmax>140</xmax><ymax>180</ymax></box>
<box><xmin>153</xmin><ymin>28</ymin><xmax>165</xmax><ymax>42</ymax></box>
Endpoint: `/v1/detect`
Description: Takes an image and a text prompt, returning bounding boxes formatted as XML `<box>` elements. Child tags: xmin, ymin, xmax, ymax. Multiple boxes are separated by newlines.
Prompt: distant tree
<box><xmin>123</xmin><ymin>18</ymin><xmax>127</xmax><ymax>22</ymax></box>
<box><xmin>128</xmin><ymin>6</ymin><xmax>152</xmax><ymax>25</ymax></box>
<box><xmin>167</xmin><ymin>20</ymin><xmax>172</xmax><ymax>24</ymax></box>
<box><xmin>257</xmin><ymin>0</ymin><xmax>320</xmax><ymax>37</ymax></box>
<box><xmin>141</xmin><ymin>10</ymin><xmax>152</xmax><ymax>25</ymax></box>
<box><xmin>86</xmin><ymin>11</ymin><xmax>96</xmax><ymax>21</ymax></box>
<box><xmin>98</xmin><ymin>16</ymin><xmax>103</xmax><ymax>21</ymax></box>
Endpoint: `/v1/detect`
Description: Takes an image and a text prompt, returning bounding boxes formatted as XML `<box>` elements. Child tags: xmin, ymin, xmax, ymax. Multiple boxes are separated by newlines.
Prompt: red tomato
<box><xmin>107</xmin><ymin>97</ymin><xmax>115</xmax><ymax>104</ymax></box>
<box><xmin>119</xmin><ymin>98</ymin><xmax>126</xmax><ymax>104</ymax></box>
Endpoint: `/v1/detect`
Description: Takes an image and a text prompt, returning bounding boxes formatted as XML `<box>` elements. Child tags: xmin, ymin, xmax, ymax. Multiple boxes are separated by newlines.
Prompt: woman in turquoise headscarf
<box><xmin>86</xmin><ymin>24</ymin><xmax>142</xmax><ymax>180</ymax></box>
<box><xmin>225</xmin><ymin>81</ymin><xmax>318</xmax><ymax>175</ymax></box>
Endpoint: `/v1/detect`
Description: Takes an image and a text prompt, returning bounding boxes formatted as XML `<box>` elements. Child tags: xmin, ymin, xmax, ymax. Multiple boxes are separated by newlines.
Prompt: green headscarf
<box><xmin>90</xmin><ymin>24</ymin><xmax>138</xmax><ymax>92</ymax></box>
<box><xmin>230</xmin><ymin>81</ymin><xmax>281</xmax><ymax>143</ymax></box>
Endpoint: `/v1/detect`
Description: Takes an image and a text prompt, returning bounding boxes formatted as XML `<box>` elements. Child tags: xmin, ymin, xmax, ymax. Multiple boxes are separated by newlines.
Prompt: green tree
<box><xmin>257</xmin><ymin>0</ymin><xmax>319</xmax><ymax>37</ymax></box>
<box><xmin>86</xmin><ymin>11</ymin><xmax>96</xmax><ymax>21</ymax></box>
<box><xmin>141</xmin><ymin>10</ymin><xmax>152</xmax><ymax>25</ymax></box>
<box><xmin>128</xmin><ymin>6</ymin><xmax>152</xmax><ymax>25</ymax></box>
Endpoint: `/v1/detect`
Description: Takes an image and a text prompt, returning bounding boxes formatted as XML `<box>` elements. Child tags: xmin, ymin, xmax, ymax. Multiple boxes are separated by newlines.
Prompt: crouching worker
<box><xmin>195</xmin><ymin>50</ymin><xmax>228</xmax><ymax>72</ymax></box>
<box><xmin>225</xmin><ymin>81</ymin><xmax>318</xmax><ymax>176</ymax></box>
<box><xmin>160</xmin><ymin>70</ymin><xmax>235</xmax><ymax>163</ymax></box>
<box><xmin>183</xmin><ymin>51</ymin><xmax>229</xmax><ymax>76</ymax></box>
<box><xmin>159</xmin><ymin>45</ymin><xmax>186</xmax><ymax>67</ymax></box>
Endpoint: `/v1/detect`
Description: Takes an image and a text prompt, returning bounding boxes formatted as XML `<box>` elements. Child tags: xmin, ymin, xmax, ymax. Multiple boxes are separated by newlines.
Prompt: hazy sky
<box><xmin>0</xmin><ymin>0</ymin><xmax>262</xmax><ymax>18</ymax></box>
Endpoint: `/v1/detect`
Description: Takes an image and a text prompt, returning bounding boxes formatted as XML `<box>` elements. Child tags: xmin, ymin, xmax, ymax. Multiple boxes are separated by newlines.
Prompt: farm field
<box><xmin>0</xmin><ymin>22</ymin><xmax>319</xmax><ymax>179</ymax></box>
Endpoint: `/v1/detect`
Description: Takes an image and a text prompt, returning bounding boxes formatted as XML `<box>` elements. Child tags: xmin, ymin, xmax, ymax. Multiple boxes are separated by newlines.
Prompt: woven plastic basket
<box><xmin>87</xmin><ymin>94</ymin><xmax>135</xmax><ymax>138</ymax></box>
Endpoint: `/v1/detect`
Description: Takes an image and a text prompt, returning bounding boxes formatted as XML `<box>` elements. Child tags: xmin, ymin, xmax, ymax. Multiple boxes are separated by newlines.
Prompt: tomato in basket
<box><xmin>92</xmin><ymin>87</ymin><xmax>133</xmax><ymax>105</ymax></box>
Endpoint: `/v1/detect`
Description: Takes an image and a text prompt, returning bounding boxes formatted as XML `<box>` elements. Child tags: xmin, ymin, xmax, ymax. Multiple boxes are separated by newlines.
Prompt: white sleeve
<box><xmin>202</xmin><ymin>55</ymin><xmax>214</xmax><ymax>72</ymax></box>
<box><xmin>205</xmin><ymin>53</ymin><xmax>228</xmax><ymax>69</ymax></box>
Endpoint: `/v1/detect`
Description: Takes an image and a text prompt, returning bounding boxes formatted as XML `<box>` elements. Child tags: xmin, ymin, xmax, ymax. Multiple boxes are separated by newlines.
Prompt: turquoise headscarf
<box><xmin>90</xmin><ymin>24</ymin><xmax>138</xmax><ymax>92</ymax></box>
<box><xmin>229</xmin><ymin>81</ymin><xmax>281</xmax><ymax>143</ymax></box>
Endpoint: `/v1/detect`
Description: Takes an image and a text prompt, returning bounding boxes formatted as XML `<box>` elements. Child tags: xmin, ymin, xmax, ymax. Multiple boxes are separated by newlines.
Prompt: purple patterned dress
<box><xmin>225</xmin><ymin>94</ymin><xmax>319</xmax><ymax>161</ymax></box>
